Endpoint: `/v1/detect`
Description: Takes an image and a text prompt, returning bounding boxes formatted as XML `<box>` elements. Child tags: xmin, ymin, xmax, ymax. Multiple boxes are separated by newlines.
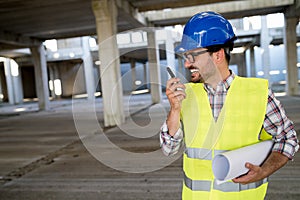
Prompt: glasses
<box><xmin>182</xmin><ymin>49</ymin><xmax>208</xmax><ymax>63</ymax></box>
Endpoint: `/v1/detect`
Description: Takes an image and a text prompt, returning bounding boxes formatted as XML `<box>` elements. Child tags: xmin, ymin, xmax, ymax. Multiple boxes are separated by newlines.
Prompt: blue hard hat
<box><xmin>175</xmin><ymin>11</ymin><xmax>236</xmax><ymax>53</ymax></box>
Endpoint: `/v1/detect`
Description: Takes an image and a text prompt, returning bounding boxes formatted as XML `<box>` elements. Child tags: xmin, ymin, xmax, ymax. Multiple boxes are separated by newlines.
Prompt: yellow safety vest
<box><xmin>181</xmin><ymin>76</ymin><xmax>272</xmax><ymax>200</ymax></box>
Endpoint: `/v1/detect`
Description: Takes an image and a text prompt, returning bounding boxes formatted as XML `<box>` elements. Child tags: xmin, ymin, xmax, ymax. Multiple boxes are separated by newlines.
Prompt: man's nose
<box><xmin>184</xmin><ymin>59</ymin><xmax>192</xmax><ymax>68</ymax></box>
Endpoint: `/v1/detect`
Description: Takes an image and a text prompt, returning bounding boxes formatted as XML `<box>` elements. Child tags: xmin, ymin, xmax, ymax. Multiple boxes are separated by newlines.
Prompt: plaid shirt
<box><xmin>160</xmin><ymin>73</ymin><xmax>299</xmax><ymax>159</ymax></box>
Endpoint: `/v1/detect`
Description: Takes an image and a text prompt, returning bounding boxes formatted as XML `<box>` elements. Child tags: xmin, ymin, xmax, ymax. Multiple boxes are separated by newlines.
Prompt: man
<box><xmin>160</xmin><ymin>11</ymin><xmax>299</xmax><ymax>199</ymax></box>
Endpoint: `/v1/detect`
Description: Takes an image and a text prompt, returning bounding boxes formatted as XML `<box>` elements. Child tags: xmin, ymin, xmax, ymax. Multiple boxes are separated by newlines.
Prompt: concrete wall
<box><xmin>21</xmin><ymin>67</ymin><xmax>36</xmax><ymax>99</ymax></box>
<box><xmin>59</xmin><ymin>61</ymin><xmax>86</xmax><ymax>97</ymax></box>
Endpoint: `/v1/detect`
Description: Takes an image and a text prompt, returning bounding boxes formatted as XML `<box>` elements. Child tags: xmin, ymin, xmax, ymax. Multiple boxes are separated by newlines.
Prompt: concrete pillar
<box><xmin>49</xmin><ymin>63</ymin><xmax>60</xmax><ymax>99</ymax></box>
<box><xmin>92</xmin><ymin>0</ymin><xmax>125</xmax><ymax>127</ymax></box>
<box><xmin>48</xmin><ymin>64</ymin><xmax>56</xmax><ymax>99</ymax></box>
<box><xmin>3</xmin><ymin>58</ymin><xmax>14</xmax><ymax>104</ymax></box>
<box><xmin>249</xmin><ymin>47</ymin><xmax>256</xmax><ymax>77</ymax></box>
<box><xmin>0</xmin><ymin>73</ymin><xmax>3</xmax><ymax>102</ymax></box>
<box><xmin>3</xmin><ymin>58</ymin><xmax>23</xmax><ymax>104</ymax></box>
<box><xmin>283</xmin><ymin>16</ymin><xmax>299</xmax><ymax>96</ymax></box>
<box><xmin>82</xmin><ymin>36</ymin><xmax>95</xmax><ymax>102</ymax></box>
<box><xmin>165</xmin><ymin>29</ymin><xmax>176</xmax><ymax>78</ymax></box>
<box><xmin>260</xmin><ymin>16</ymin><xmax>271</xmax><ymax>82</ymax></box>
<box><xmin>143</xmin><ymin>63</ymin><xmax>147</xmax><ymax>88</ymax></box>
<box><xmin>238</xmin><ymin>53</ymin><xmax>247</xmax><ymax>77</ymax></box>
<box><xmin>11</xmin><ymin>60</ymin><xmax>23</xmax><ymax>104</ymax></box>
<box><xmin>30</xmin><ymin>44</ymin><xmax>50</xmax><ymax>111</ymax></box>
<box><xmin>130</xmin><ymin>59</ymin><xmax>136</xmax><ymax>91</ymax></box>
<box><xmin>147</xmin><ymin>30</ymin><xmax>162</xmax><ymax>103</ymax></box>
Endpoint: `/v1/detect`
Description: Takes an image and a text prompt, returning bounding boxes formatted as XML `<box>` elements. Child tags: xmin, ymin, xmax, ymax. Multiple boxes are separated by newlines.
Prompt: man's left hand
<box><xmin>232</xmin><ymin>162</ymin><xmax>264</xmax><ymax>184</ymax></box>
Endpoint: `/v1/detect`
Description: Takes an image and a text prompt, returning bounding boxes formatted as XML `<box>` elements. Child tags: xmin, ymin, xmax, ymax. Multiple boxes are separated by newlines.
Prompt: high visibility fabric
<box><xmin>181</xmin><ymin>76</ymin><xmax>271</xmax><ymax>200</ymax></box>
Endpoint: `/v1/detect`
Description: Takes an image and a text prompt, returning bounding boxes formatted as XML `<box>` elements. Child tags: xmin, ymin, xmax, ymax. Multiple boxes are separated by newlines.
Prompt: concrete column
<box><xmin>143</xmin><ymin>63</ymin><xmax>147</xmax><ymax>88</ymax></box>
<box><xmin>261</xmin><ymin>16</ymin><xmax>271</xmax><ymax>82</ymax></box>
<box><xmin>82</xmin><ymin>36</ymin><xmax>95</xmax><ymax>102</ymax></box>
<box><xmin>30</xmin><ymin>44</ymin><xmax>50</xmax><ymax>111</ymax></box>
<box><xmin>48</xmin><ymin>64</ymin><xmax>56</xmax><ymax>99</ymax></box>
<box><xmin>143</xmin><ymin>63</ymin><xmax>148</xmax><ymax>88</ymax></box>
<box><xmin>238</xmin><ymin>53</ymin><xmax>247</xmax><ymax>77</ymax></box>
<box><xmin>249</xmin><ymin>47</ymin><xmax>256</xmax><ymax>77</ymax></box>
<box><xmin>130</xmin><ymin>59</ymin><xmax>136</xmax><ymax>91</ymax></box>
<box><xmin>283</xmin><ymin>16</ymin><xmax>299</xmax><ymax>96</ymax></box>
<box><xmin>165</xmin><ymin>29</ymin><xmax>175</xmax><ymax>78</ymax></box>
<box><xmin>3</xmin><ymin>58</ymin><xmax>23</xmax><ymax>104</ymax></box>
<box><xmin>147</xmin><ymin>30</ymin><xmax>162</xmax><ymax>103</ymax></box>
<box><xmin>49</xmin><ymin>64</ymin><xmax>61</xmax><ymax>98</ymax></box>
<box><xmin>0</xmin><ymin>73</ymin><xmax>3</xmax><ymax>102</ymax></box>
<box><xmin>92</xmin><ymin>0</ymin><xmax>125</xmax><ymax>127</ymax></box>
<box><xmin>11</xmin><ymin>60</ymin><xmax>23</xmax><ymax>104</ymax></box>
<box><xmin>3</xmin><ymin>58</ymin><xmax>14</xmax><ymax>104</ymax></box>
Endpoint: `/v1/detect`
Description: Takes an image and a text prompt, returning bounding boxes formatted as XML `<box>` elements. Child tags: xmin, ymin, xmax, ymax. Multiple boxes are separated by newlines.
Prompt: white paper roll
<box><xmin>212</xmin><ymin>140</ymin><xmax>273</xmax><ymax>184</ymax></box>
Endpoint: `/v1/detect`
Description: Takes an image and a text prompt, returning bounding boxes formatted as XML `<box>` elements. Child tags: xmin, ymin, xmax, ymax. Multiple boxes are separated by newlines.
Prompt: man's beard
<box><xmin>187</xmin><ymin>68</ymin><xmax>204</xmax><ymax>83</ymax></box>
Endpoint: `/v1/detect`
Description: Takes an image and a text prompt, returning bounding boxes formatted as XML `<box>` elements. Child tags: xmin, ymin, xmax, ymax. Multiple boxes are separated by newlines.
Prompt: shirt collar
<box><xmin>204</xmin><ymin>70</ymin><xmax>235</xmax><ymax>93</ymax></box>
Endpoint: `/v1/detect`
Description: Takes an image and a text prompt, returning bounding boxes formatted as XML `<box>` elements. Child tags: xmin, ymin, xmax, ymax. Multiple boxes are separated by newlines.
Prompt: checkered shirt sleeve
<box><xmin>264</xmin><ymin>90</ymin><xmax>299</xmax><ymax>159</ymax></box>
<box><xmin>160</xmin><ymin>121</ymin><xmax>183</xmax><ymax>156</ymax></box>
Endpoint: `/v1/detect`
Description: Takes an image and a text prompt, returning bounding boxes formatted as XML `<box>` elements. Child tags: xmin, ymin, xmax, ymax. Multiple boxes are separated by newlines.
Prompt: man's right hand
<box><xmin>166</xmin><ymin>78</ymin><xmax>186</xmax><ymax>110</ymax></box>
<box><xmin>165</xmin><ymin>78</ymin><xmax>186</xmax><ymax>136</ymax></box>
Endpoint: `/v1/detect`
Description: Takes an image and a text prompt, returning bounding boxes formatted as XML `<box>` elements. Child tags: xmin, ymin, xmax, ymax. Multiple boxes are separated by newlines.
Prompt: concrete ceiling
<box><xmin>0</xmin><ymin>0</ymin><xmax>299</xmax><ymax>52</ymax></box>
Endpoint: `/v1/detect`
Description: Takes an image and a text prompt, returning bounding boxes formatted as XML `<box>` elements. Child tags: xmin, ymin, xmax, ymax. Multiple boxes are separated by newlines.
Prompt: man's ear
<box><xmin>214</xmin><ymin>49</ymin><xmax>225</xmax><ymax>63</ymax></box>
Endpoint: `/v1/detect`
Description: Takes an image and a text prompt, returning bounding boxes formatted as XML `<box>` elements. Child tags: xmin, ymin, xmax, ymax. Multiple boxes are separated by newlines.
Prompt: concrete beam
<box><xmin>285</xmin><ymin>0</ymin><xmax>300</xmax><ymax>18</ymax></box>
<box><xmin>133</xmin><ymin>0</ymin><xmax>240</xmax><ymax>12</ymax></box>
<box><xmin>115</xmin><ymin>0</ymin><xmax>146</xmax><ymax>29</ymax></box>
<box><xmin>145</xmin><ymin>0</ymin><xmax>294</xmax><ymax>24</ymax></box>
<box><xmin>0</xmin><ymin>30</ymin><xmax>42</xmax><ymax>49</ymax></box>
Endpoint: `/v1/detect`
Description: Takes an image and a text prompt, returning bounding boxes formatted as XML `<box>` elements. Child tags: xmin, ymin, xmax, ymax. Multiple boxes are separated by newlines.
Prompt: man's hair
<box><xmin>206</xmin><ymin>41</ymin><xmax>235</xmax><ymax>64</ymax></box>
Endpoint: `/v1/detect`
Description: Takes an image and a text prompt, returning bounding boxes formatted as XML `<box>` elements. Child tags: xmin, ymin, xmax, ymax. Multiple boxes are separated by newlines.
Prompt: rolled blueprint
<box><xmin>212</xmin><ymin>140</ymin><xmax>273</xmax><ymax>184</ymax></box>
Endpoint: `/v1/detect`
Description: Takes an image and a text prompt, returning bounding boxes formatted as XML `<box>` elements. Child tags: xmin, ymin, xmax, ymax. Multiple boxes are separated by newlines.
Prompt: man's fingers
<box><xmin>169</xmin><ymin>83</ymin><xmax>185</xmax><ymax>93</ymax></box>
<box><xmin>166</xmin><ymin>78</ymin><xmax>180</xmax><ymax>88</ymax></box>
<box><xmin>245</xmin><ymin>162</ymin><xmax>259</xmax><ymax>173</ymax></box>
<box><xmin>166</xmin><ymin>89</ymin><xmax>186</xmax><ymax>99</ymax></box>
<box><xmin>232</xmin><ymin>163</ymin><xmax>263</xmax><ymax>184</ymax></box>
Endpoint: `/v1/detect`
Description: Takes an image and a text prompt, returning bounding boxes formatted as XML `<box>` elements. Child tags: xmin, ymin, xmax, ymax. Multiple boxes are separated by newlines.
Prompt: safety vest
<box><xmin>180</xmin><ymin>76</ymin><xmax>271</xmax><ymax>200</ymax></box>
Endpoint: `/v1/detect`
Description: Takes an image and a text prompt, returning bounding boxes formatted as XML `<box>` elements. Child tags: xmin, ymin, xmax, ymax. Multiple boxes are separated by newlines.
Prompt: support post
<box><xmin>249</xmin><ymin>46</ymin><xmax>256</xmax><ymax>77</ymax></box>
<box><xmin>82</xmin><ymin>36</ymin><xmax>95</xmax><ymax>102</ymax></box>
<box><xmin>92</xmin><ymin>0</ymin><xmax>125</xmax><ymax>127</ymax></box>
<box><xmin>30</xmin><ymin>44</ymin><xmax>50</xmax><ymax>110</ymax></box>
<box><xmin>283</xmin><ymin>16</ymin><xmax>299</xmax><ymax>96</ymax></box>
<box><xmin>130</xmin><ymin>59</ymin><xmax>136</xmax><ymax>91</ymax></box>
<box><xmin>3</xmin><ymin>58</ymin><xmax>14</xmax><ymax>104</ymax></box>
<box><xmin>147</xmin><ymin>30</ymin><xmax>162</xmax><ymax>104</ymax></box>
<box><xmin>261</xmin><ymin>16</ymin><xmax>272</xmax><ymax>83</ymax></box>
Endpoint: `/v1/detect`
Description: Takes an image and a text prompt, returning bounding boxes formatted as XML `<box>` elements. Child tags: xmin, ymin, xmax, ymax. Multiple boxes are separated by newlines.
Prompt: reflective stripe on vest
<box><xmin>213</xmin><ymin>178</ymin><xmax>268</xmax><ymax>192</ymax></box>
<box><xmin>184</xmin><ymin>172</ymin><xmax>211</xmax><ymax>191</ymax></box>
<box><xmin>185</xmin><ymin>147</ymin><xmax>212</xmax><ymax>160</ymax></box>
<box><xmin>184</xmin><ymin>173</ymin><xmax>268</xmax><ymax>192</ymax></box>
<box><xmin>184</xmin><ymin>147</ymin><xmax>268</xmax><ymax>192</ymax></box>
<box><xmin>185</xmin><ymin>147</ymin><xmax>227</xmax><ymax>160</ymax></box>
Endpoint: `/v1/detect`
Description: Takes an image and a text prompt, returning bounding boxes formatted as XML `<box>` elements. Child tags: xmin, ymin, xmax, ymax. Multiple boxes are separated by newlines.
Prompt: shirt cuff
<box><xmin>272</xmin><ymin>139</ymin><xmax>299</xmax><ymax>160</ymax></box>
<box><xmin>160</xmin><ymin>121</ymin><xmax>183</xmax><ymax>156</ymax></box>
<box><xmin>161</xmin><ymin>121</ymin><xmax>183</xmax><ymax>140</ymax></box>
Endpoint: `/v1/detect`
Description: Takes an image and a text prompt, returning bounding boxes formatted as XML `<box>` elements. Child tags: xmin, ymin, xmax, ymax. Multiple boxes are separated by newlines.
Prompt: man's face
<box><xmin>183</xmin><ymin>48</ymin><xmax>215</xmax><ymax>83</ymax></box>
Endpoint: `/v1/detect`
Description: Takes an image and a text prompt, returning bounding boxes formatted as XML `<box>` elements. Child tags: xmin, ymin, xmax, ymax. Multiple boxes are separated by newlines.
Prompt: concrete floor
<box><xmin>0</xmin><ymin>94</ymin><xmax>299</xmax><ymax>200</ymax></box>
